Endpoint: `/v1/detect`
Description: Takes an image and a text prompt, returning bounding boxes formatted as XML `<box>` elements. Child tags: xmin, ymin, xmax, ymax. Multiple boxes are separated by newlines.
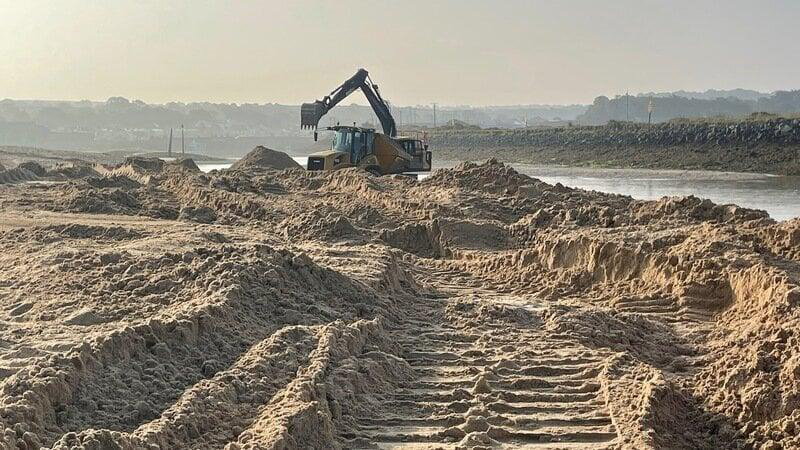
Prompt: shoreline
<box><xmin>431</xmin><ymin>158</ymin><xmax>780</xmax><ymax>181</ymax></box>
<box><xmin>429</xmin><ymin>119</ymin><xmax>800</xmax><ymax>175</ymax></box>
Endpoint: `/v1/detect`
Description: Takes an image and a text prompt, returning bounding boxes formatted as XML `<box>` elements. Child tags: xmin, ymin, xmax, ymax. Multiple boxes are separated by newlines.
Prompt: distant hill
<box><xmin>638</xmin><ymin>89</ymin><xmax>770</xmax><ymax>102</ymax></box>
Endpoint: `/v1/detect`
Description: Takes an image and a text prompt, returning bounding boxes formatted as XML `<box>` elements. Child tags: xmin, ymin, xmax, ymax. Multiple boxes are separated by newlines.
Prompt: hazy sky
<box><xmin>2</xmin><ymin>0</ymin><xmax>799</xmax><ymax>106</ymax></box>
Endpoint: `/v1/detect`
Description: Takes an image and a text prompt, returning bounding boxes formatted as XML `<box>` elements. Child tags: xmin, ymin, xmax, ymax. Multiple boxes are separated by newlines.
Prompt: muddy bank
<box><xmin>0</xmin><ymin>145</ymin><xmax>226</xmax><ymax>170</ymax></box>
<box><xmin>0</xmin><ymin>158</ymin><xmax>798</xmax><ymax>448</ymax></box>
<box><xmin>430</xmin><ymin>119</ymin><xmax>800</xmax><ymax>175</ymax></box>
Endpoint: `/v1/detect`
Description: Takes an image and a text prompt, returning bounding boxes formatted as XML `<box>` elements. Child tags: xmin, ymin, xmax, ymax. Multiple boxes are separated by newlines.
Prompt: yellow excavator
<box><xmin>301</xmin><ymin>68</ymin><xmax>432</xmax><ymax>175</ymax></box>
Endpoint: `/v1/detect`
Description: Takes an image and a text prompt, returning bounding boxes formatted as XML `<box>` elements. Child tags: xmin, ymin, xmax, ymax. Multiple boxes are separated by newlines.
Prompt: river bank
<box><xmin>277</xmin><ymin>158</ymin><xmax>800</xmax><ymax>221</ymax></box>
<box><xmin>429</xmin><ymin>117</ymin><xmax>800</xmax><ymax>175</ymax></box>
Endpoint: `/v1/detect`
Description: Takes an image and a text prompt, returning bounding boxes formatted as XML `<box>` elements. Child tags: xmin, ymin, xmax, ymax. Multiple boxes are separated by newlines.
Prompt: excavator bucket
<box><xmin>301</xmin><ymin>101</ymin><xmax>326</xmax><ymax>130</ymax></box>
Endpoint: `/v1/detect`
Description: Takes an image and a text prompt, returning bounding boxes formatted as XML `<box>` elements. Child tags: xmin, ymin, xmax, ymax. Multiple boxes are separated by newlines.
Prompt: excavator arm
<box><xmin>301</xmin><ymin>68</ymin><xmax>397</xmax><ymax>137</ymax></box>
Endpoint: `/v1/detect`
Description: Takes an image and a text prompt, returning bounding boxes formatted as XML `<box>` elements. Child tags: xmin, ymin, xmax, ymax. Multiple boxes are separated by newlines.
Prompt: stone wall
<box><xmin>430</xmin><ymin>118</ymin><xmax>800</xmax><ymax>149</ymax></box>
<box><xmin>428</xmin><ymin>118</ymin><xmax>800</xmax><ymax>175</ymax></box>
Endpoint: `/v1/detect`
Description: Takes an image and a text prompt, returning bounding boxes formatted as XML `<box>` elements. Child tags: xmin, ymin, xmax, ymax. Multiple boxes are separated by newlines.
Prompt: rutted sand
<box><xmin>0</xmin><ymin>158</ymin><xmax>798</xmax><ymax>449</ymax></box>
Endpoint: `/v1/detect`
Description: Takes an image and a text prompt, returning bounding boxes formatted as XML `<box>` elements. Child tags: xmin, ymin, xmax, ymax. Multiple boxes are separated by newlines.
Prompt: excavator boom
<box><xmin>301</xmin><ymin>68</ymin><xmax>397</xmax><ymax>137</ymax></box>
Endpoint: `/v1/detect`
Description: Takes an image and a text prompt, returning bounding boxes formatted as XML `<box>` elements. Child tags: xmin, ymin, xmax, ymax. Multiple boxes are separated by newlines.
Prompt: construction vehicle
<box><xmin>301</xmin><ymin>69</ymin><xmax>432</xmax><ymax>175</ymax></box>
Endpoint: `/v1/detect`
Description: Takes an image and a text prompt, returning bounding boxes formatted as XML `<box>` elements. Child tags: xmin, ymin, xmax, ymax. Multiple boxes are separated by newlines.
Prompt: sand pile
<box><xmin>88</xmin><ymin>157</ymin><xmax>170</xmax><ymax>185</ymax></box>
<box><xmin>0</xmin><ymin>160</ymin><xmax>110</xmax><ymax>185</ymax></box>
<box><xmin>0</xmin><ymin>158</ymin><xmax>798</xmax><ymax>448</ymax></box>
<box><xmin>17</xmin><ymin>161</ymin><xmax>46</xmax><ymax>177</ymax></box>
<box><xmin>123</xmin><ymin>156</ymin><xmax>165</xmax><ymax>172</ymax></box>
<box><xmin>45</xmin><ymin>163</ymin><xmax>100</xmax><ymax>180</ymax></box>
<box><xmin>0</xmin><ymin>165</ymin><xmax>40</xmax><ymax>184</ymax></box>
<box><xmin>230</xmin><ymin>146</ymin><xmax>302</xmax><ymax>171</ymax></box>
<box><xmin>279</xmin><ymin>211</ymin><xmax>361</xmax><ymax>242</ymax></box>
<box><xmin>169</xmin><ymin>158</ymin><xmax>200</xmax><ymax>172</ymax></box>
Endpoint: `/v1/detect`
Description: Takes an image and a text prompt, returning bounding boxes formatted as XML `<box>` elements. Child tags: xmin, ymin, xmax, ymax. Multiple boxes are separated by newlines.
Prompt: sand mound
<box><xmin>169</xmin><ymin>158</ymin><xmax>200</xmax><ymax>172</ymax></box>
<box><xmin>0</xmin><ymin>165</ymin><xmax>39</xmax><ymax>184</ymax></box>
<box><xmin>0</xmin><ymin>160</ymin><xmax>116</xmax><ymax>184</ymax></box>
<box><xmin>17</xmin><ymin>161</ymin><xmax>46</xmax><ymax>177</ymax></box>
<box><xmin>1</xmin><ymin>157</ymin><xmax>800</xmax><ymax>448</ymax></box>
<box><xmin>230</xmin><ymin>146</ymin><xmax>302</xmax><ymax>170</ymax></box>
<box><xmin>45</xmin><ymin>163</ymin><xmax>100</xmax><ymax>180</ymax></box>
<box><xmin>279</xmin><ymin>211</ymin><xmax>361</xmax><ymax>242</ymax></box>
<box><xmin>123</xmin><ymin>156</ymin><xmax>165</xmax><ymax>172</ymax></box>
<box><xmin>90</xmin><ymin>157</ymin><xmax>169</xmax><ymax>185</ymax></box>
<box><xmin>85</xmin><ymin>175</ymin><xmax>141</xmax><ymax>189</ymax></box>
<box><xmin>379</xmin><ymin>220</ymin><xmax>448</xmax><ymax>258</ymax></box>
<box><xmin>178</xmin><ymin>205</ymin><xmax>217</xmax><ymax>223</ymax></box>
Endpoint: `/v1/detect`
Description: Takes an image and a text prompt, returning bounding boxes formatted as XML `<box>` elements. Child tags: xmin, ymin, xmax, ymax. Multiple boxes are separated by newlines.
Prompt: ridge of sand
<box><xmin>0</xmin><ymin>159</ymin><xmax>797</xmax><ymax>449</ymax></box>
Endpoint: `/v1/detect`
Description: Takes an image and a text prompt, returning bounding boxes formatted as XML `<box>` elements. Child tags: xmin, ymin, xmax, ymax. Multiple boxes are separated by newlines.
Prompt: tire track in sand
<box><xmin>342</xmin><ymin>296</ymin><xmax>620</xmax><ymax>449</ymax></box>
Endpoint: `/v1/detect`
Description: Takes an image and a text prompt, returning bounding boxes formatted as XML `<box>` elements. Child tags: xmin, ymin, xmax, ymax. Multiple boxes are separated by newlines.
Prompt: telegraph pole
<box><xmin>432</xmin><ymin>103</ymin><xmax>437</xmax><ymax>128</ymax></box>
<box><xmin>181</xmin><ymin>124</ymin><xmax>185</xmax><ymax>155</ymax></box>
<box><xmin>167</xmin><ymin>128</ymin><xmax>173</xmax><ymax>157</ymax></box>
<box><xmin>648</xmin><ymin>98</ymin><xmax>654</xmax><ymax>124</ymax></box>
<box><xmin>626</xmin><ymin>91</ymin><xmax>630</xmax><ymax>122</ymax></box>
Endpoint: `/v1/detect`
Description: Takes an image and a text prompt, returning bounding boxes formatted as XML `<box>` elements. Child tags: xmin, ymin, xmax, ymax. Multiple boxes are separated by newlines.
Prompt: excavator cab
<box><xmin>332</xmin><ymin>127</ymin><xmax>373</xmax><ymax>164</ymax></box>
<box><xmin>307</xmin><ymin>126</ymin><xmax>377</xmax><ymax>171</ymax></box>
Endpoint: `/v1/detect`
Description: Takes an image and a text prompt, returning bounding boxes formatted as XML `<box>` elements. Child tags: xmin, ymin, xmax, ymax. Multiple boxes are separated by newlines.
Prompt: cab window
<box><xmin>351</xmin><ymin>131</ymin><xmax>363</xmax><ymax>161</ymax></box>
<box><xmin>332</xmin><ymin>130</ymin><xmax>352</xmax><ymax>152</ymax></box>
<box><xmin>365</xmin><ymin>132</ymin><xmax>374</xmax><ymax>154</ymax></box>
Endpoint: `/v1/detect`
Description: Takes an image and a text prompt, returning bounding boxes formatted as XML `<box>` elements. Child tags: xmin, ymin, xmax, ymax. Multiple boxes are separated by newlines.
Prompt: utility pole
<box><xmin>648</xmin><ymin>98</ymin><xmax>654</xmax><ymax>125</ymax></box>
<box><xmin>626</xmin><ymin>91</ymin><xmax>630</xmax><ymax>122</ymax></box>
<box><xmin>432</xmin><ymin>103</ymin><xmax>437</xmax><ymax>128</ymax></box>
<box><xmin>167</xmin><ymin>128</ymin><xmax>173</xmax><ymax>157</ymax></box>
<box><xmin>181</xmin><ymin>124</ymin><xmax>185</xmax><ymax>155</ymax></box>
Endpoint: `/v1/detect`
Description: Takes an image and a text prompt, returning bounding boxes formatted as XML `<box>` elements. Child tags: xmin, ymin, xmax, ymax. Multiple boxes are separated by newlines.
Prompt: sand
<box><xmin>230</xmin><ymin>146</ymin><xmax>302</xmax><ymax>171</ymax></box>
<box><xmin>0</xmin><ymin>158</ymin><xmax>797</xmax><ymax>449</ymax></box>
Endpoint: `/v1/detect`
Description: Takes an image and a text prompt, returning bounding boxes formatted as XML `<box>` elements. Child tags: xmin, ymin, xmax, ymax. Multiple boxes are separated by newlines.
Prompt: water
<box><xmin>196</xmin><ymin>157</ymin><xmax>307</xmax><ymax>172</ymax></box>
<box><xmin>197</xmin><ymin>158</ymin><xmax>800</xmax><ymax>221</ymax></box>
<box><xmin>196</xmin><ymin>162</ymin><xmax>237</xmax><ymax>172</ymax></box>
<box><xmin>530</xmin><ymin>172</ymin><xmax>800</xmax><ymax>221</ymax></box>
